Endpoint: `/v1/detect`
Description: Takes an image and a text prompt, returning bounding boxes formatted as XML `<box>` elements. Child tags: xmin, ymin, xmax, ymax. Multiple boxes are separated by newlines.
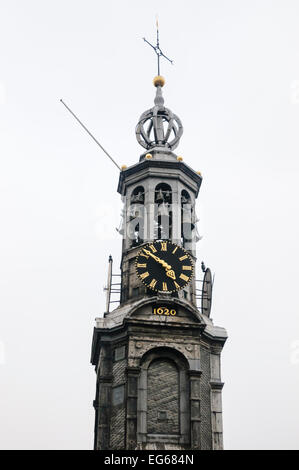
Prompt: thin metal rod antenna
<box><xmin>156</xmin><ymin>17</ymin><xmax>160</xmax><ymax>75</ymax></box>
<box><xmin>60</xmin><ymin>99</ymin><xmax>121</xmax><ymax>171</ymax></box>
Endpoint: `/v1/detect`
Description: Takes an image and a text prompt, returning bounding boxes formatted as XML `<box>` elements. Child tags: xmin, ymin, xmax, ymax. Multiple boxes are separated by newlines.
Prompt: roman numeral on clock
<box><xmin>179</xmin><ymin>273</ymin><xmax>189</xmax><ymax>282</ymax></box>
<box><xmin>162</xmin><ymin>282</ymin><xmax>168</xmax><ymax>291</ymax></box>
<box><xmin>140</xmin><ymin>271</ymin><xmax>149</xmax><ymax>279</ymax></box>
<box><xmin>137</xmin><ymin>263</ymin><xmax>147</xmax><ymax>268</ymax></box>
<box><xmin>182</xmin><ymin>265</ymin><xmax>192</xmax><ymax>270</ymax></box>
<box><xmin>161</xmin><ymin>242</ymin><xmax>167</xmax><ymax>251</ymax></box>
<box><xmin>149</xmin><ymin>279</ymin><xmax>157</xmax><ymax>289</ymax></box>
<box><xmin>179</xmin><ymin>255</ymin><xmax>188</xmax><ymax>261</ymax></box>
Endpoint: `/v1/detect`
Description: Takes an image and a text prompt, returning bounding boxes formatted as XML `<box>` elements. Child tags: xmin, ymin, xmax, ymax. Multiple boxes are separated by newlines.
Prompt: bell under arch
<box><xmin>154</xmin><ymin>182</ymin><xmax>172</xmax><ymax>240</ymax></box>
<box><xmin>127</xmin><ymin>185</ymin><xmax>145</xmax><ymax>248</ymax></box>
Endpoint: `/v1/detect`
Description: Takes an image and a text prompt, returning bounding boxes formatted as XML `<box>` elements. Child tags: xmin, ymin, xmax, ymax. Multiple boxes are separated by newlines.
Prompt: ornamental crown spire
<box><xmin>135</xmin><ymin>77</ymin><xmax>183</xmax><ymax>151</ymax></box>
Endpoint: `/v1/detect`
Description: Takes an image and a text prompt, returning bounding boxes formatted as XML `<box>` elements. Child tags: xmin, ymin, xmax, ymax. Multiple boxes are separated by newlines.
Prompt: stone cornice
<box><xmin>118</xmin><ymin>159</ymin><xmax>202</xmax><ymax>196</ymax></box>
<box><xmin>210</xmin><ymin>380</ymin><xmax>225</xmax><ymax>390</ymax></box>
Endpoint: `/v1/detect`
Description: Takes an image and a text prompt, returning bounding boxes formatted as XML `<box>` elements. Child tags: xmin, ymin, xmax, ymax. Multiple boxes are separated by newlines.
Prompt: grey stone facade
<box><xmin>91</xmin><ymin>297</ymin><xmax>227</xmax><ymax>450</ymax></box>
<box><xmin>91</xmin><ymin>84</ymin><xmax>227</xmax><ymax>450</ymax></box>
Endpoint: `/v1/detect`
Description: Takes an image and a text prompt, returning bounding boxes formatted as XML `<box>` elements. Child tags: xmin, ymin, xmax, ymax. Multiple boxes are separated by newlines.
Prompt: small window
<box><xmin>132</xmin><ymin>287</ymin><xmax>139</xmax><ymax>298</ymax></box>
<box><xmin>112</xmin><ymin>384</ymin><xmax>125</xmax><ymax>406</ymax></box>
<box><xmin>114</xmin><ymin>345</ymin><xmax>126</xmax><ymax>361</ymax></box>
<box><xmin>158</xmin><ymin>411</ymin><xmax>168</xmax><ymax>421</ymax></box>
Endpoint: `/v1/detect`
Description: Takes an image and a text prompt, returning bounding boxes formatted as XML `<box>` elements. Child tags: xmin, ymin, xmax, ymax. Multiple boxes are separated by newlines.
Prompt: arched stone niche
<box><xmin>137</xmin><ymin>347</ymin><xmax>190</xmax><ymax>446</ymax></box>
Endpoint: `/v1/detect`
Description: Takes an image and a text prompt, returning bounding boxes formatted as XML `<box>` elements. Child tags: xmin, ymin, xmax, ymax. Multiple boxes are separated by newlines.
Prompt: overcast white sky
<box><xmin>0</xmin><ymin>0</ymin><xmax>299</xmax><ymax>450</ymax></box>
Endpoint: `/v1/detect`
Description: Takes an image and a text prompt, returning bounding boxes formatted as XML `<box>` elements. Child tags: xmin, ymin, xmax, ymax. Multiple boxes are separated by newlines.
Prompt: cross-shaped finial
<box><xmin>143</xmin><ymin>18</ymin><xmax>173</xmax><ymax>76</ymax></box>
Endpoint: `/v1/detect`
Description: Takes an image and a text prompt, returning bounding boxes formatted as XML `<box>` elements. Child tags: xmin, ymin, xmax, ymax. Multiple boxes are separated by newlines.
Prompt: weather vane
<box><xmin>143</xmin><ymin>17</ymin><xmax>173</xmax><ymax>76</ymax></box>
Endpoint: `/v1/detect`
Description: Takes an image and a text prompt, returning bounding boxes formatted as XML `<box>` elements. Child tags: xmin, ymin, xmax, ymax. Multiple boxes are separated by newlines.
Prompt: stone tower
<box><xmin>91</xmin><ymin>76</ymin><xmax>227</xmax><ymax>450</ymax></box>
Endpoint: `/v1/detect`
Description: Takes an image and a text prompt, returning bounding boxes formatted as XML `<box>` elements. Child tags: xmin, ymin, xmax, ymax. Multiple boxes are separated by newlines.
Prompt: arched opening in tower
<box><xmin>154</xmin><ymin>183</ymin><xmax>172</xmax><ymax>240</ymax></box>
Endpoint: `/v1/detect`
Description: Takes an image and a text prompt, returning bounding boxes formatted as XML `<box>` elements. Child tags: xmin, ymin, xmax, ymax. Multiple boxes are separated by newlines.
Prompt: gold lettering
<box><xmin>179</xmin><ymin>255</ymin><xmax>188</xmax><ymax>261</ymax></box>
<box><xmin>180</xmin><ymin>273</ymin><xmax>189</xmax><ymax>282</ymax></box>
<box><xmin>182</xmin><ymin>265</ymin><xmax>192</xmax><ymax>270</ymax></box>
<box><xmin>153</xmin><ymin>306</ymin><xmax>177</xmax><ymax>316</ymax></box>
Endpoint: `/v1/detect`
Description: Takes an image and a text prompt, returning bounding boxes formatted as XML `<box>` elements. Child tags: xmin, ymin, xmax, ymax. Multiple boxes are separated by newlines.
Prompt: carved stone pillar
<box><xmin>171</xmin><ymin>182</ymin><xmax>180</xmax><ymax>245</ymax></box>
<box><xmin>147</xmin><ymin>180</ymin><xmax>155</xmax><ymax>241</ymax></box>
<box><xmin>210</xmin><ymin>351</ymin><xmax>224</xmax><ymax>450</ymax></box>
<box><xmin>125</xmin><ymin>367</ymin><xmax>140</xmax><ymax>450</ymax></box>
<box><xmin>189</xmin><ymin>370</ymin><xmax>202</xmax><ymax>450</ymax></box>
<box><xmin>97</xmin><ymin>374</ymin><xmax>113</xmax><ymax>449</ymax></box>
<box><xmin>95</xmin><ymin>344</ymin><xmax>113</xmax><ymax>450</ymax></box>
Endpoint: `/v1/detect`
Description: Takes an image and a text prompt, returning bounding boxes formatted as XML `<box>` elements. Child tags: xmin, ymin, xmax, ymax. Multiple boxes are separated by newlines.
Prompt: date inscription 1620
<box><xmin>152</xmin><ymin>306</ymin><xmax>177</xmax><ymax>316</ymax></box>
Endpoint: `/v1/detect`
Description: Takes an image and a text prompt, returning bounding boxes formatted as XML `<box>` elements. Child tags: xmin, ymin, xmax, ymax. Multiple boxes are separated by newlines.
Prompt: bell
<box><xmin>195</xmin><ymin>227</ymin><xmax>202</xmax><ymax>242</ymax></box>
<box><xmin>135</xmin><ymin>191</ymin><xmax>144</xmax><ymax>203</ymax></box>
<box><xmin>181</xmin><ymin>195</ymin><xmax>189</xmax><ymax>204</ymax></box>
<box><xmin>158</xmin><ymin>202</ymin><xmax>169</xmax><ymax>216</ymax></box>
<box><xmin>181</xmin><ymin>207</ymin><xmax>192</xmax><ymax>223</ymax></box>
<box><xmin>156</xmin><ymin>189</ymin><xmax>164</xmax><ymax>203</ymax></box>
<box><xmin>181</xmin><ymin>222</ymin><xmax>192</xmax><ymax>241</ymax></box>
<box><xmin>116</xmin><ymin>218</ymin><xmax>124</xmax><ymax>235</ymax></box>
<box><xmin>164</xmin><ymin>190</ymin><xmax>171</xmax><ymax>201</ymax></box>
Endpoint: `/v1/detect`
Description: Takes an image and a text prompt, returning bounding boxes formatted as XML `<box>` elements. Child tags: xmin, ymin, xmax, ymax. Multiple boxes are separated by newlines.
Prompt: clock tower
<box><xmin>91</xmin><ymin>75</ymin><xmax>227</xmax><ymax>450</ymax></box>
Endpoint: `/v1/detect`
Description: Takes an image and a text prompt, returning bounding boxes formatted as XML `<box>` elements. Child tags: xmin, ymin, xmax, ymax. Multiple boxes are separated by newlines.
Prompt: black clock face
<box><xmin>135</xmin><ymin>241</ymin><xmax>194</xmax><ymax>293</ymax></box>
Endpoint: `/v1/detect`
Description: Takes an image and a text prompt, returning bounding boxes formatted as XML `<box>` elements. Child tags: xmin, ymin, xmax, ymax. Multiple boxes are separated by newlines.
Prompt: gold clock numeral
<box><xmin>140</xmin><ymin>252</ymin><xmax>149</xmax><ymax>259</ymax></box>
<box><xmin>162</xmin><ymin>282</ymin><xmax>168</xmax><ymax>291</ymax></box>
<box><xmin>172</xmin><ymin>246</ymin><xmax>178</xmax><ymax>254</ymax></box>
<box><xmin>180</xmin><ymin>273</ymin><xmax>189</xmax><ymax>282</ymax></box>
<box><xmin>179</xmin><ymin>255</ymin><xmax>188</xmax><ymax>261</ymax></box>
<box><xmin>161</xmin><ymin>242</ymin><xmax>167</xmax><ymax>251</ymax></box>
<box><xmin>174</xmin><ymin>281</ymin><xmax>180</xmax><ymax>290</ymax></box>
<box><xmin>137</xmin><ymin>263</ymin><xmax>147</xmax><ymax>268</ymax></box>
<box><xmin>149</xmin><ymin>244</ymin><xmax>157</xmax><ymax>253</ymax></box>
<box><xmin>149</xmin><ymin>278</ymin><xmax>157</xmax><ymax>289</ymax></box>
<box><xmin>182</xmin><ymin>265</ymin><xmax>192</xmax><ymax>270</ymax></box>
<box><xmin>140</xmin><ymin>271</ymin><xmax>149</xmax><ymax>280</ymax></box>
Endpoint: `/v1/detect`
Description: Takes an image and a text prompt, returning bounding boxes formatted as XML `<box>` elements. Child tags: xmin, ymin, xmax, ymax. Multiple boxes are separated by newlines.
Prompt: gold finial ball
<box><xmin>145</xmin><ymin>153</ymin><xmax>153</xmax><ymax>159</ymax></box>
<box><xmin>121</xmin><ymin>165</ymin><xmax>127</xmax><ymax>171</ymax></box>
<box><xmin>153</xmin><ymin>75</ymin><xmax>165</xmax><ymax>87</ymax></box>
<box><xmin>196</xmin><ymin>171</ymin><xmax>202</xmax><ymax>176</ymax></box>
<box><xmin>177</xmin><ymin>156</ymin><xmax>183</xmax><ymax>162</ymax></box>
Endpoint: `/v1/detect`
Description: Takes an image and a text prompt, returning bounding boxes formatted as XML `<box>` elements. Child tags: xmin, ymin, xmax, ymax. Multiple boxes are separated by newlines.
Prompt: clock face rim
<box><xmin>135</xmin><ymin>240</ymin><xmax>194</xmax><ymax>293</ymax></box>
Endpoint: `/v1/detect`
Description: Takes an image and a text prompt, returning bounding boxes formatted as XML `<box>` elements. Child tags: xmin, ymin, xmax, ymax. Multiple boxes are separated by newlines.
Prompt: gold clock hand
<box><xmin>142</xmin><ymin>248</ymin><xmax>176</xmax><ymax>279</ymax></box>
<box><xmin>143</xmin><ymin>249</ymin><xmax>170</xmax><ymax>268</ymax></box>
<box><xmin>143</xmin><ymin>248</ymin><xmax>160</xmax><ymax>262</ymax></box>
<box><xmin>166</xmin><ymin>269</ymin><xmax>176</xmax><ymax>280</ymax></box>
<box><xmin>160</xmin><ymin>259</ymin><xmax>171</xmax><ymax>270</ymax></box>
